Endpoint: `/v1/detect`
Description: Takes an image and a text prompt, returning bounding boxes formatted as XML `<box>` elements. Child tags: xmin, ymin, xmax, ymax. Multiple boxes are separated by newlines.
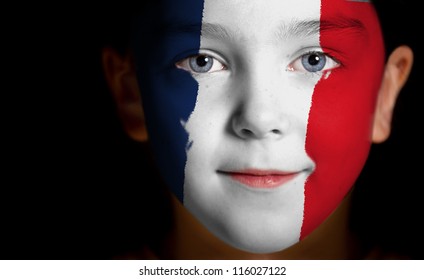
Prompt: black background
<box><xmin>3</xmin><ymin>1</ymin><xmax>423</xmax><ymax>259</ymax></box>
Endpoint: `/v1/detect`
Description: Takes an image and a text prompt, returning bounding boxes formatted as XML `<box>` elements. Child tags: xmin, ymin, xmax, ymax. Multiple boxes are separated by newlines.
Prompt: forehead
<box><xmin>134</xmin><ymin>0</ymin><xmax>378</xmax><ymax>55</ymax></box>
<box><xmin>148</xmin><ymin>0</ymin><xmax>373</xmax><ymax>23</ymax></box>
<box><xmin>138</xmin><ymin>0</ymin><xmax>377</xmax><ymax>47</ymax></box>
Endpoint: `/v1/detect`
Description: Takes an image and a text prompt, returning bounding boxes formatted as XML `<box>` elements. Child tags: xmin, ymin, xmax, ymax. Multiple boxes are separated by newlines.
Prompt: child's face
<box><xmin>132</xmin><ymin>0</ymin><xmax>384</xmax><ymax>253</ymax></box>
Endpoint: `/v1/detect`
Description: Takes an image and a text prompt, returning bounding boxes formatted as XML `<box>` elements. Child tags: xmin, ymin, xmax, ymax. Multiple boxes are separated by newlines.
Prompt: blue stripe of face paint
<box><xmin>132</xmin><ymin>0</ymin><xmax>205</xmax><ymax>201</ymax></box>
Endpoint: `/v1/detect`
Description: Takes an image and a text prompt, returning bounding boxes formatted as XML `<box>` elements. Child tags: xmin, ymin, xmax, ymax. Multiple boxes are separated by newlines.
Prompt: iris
<box><xmin>302</xmin><ymin>52</ymin><xmax>327</xmax><ymax>72</ymax></box>
<box><xmin>189</xmin><ymin>55</ymin><xmax>214</xmax><ymax>73</ymax></box>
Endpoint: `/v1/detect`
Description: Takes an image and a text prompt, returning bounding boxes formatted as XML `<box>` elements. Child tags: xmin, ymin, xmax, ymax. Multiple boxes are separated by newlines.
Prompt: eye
<box><xmin>176</xmin><ymin>53</ymin><xmax>226</xmax><ymax>74</ymax></box>
<box><xmin>288</xmin><ymin>51</ymin><xmax>340</xmax><ymax>73</ymax></box>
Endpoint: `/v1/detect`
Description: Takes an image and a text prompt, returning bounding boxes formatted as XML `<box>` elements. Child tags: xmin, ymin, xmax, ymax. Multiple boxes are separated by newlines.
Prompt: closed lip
<box><xmin>218</xmin><ymin>169</ymin><xmax>300</xmax><ymax>189</ymax></box>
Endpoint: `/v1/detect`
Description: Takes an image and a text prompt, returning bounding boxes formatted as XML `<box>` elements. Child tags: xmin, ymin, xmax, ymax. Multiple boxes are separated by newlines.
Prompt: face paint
<box><xmin>302</xmin><ymin>0</ymin><xmax>385</xmax><ymax>238</ymax></box>
<box><xmin>132</xmin><ymin>0</ymin><xmax>205</xmax><ymax>201</ymax></box>
<box><xmin>132</xmin><ymin>0</ymin><xmax>384</xmax><ymax>253</ymax></box>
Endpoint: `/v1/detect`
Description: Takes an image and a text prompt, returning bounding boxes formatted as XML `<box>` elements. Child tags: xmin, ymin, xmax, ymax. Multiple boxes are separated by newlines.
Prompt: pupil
<box><xmin>197</xmin><ymin>56</ymin><xmax>209</xmax><ymax>67</ymax></box>
<box><xmin>308</xmin><ymin>54</ymin><xmax>320</xmax><ymax>66</ymax></box>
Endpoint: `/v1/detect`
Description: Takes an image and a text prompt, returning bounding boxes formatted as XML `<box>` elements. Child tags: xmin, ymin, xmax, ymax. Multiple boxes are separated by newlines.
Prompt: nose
<box><xmin>231</xmin><ymin>80</ymin><xmax>290</xmax><ymax>140</ymax></box>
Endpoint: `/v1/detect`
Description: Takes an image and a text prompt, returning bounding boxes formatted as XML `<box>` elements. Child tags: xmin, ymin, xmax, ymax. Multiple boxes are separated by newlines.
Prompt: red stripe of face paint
<box><xmin>301</xmin><ymin>0</ymin><xmax>385</xmax><ymax>238</ymax></box>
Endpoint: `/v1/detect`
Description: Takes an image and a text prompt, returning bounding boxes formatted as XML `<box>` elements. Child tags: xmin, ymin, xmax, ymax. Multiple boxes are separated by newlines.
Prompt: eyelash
<box><xmin>175</xmin><ymin>50</ymin><xmax>340</xmax><ymax>75</ymax></box>
<box><xmin>175</xmin><ymin>52</ymin><xmax>227</xmax><ymax>74</ymax></box>
<box><xmin>287</xmin><ymin>50</ymin><xmax>340</xmax><ymax>74</ymax></box>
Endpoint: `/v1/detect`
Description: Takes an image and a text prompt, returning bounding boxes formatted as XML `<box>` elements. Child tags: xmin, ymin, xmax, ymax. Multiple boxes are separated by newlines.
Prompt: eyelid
<box><xmin>289</xmin><ymin>47</ymin><xmax>325</xmax><ymax>62</ymax></box>
<box><xmin>287</xmin><ymin>47</ymin><xmax>341</xmax><ymax>73</ymax></box>
<box><xmin>175</xmin><ymin>49</ymin><xmax>228</xmax><ymax>74</ymax></box>
<box><xmin>197</xmin><ymin>49</ymin><xmax>227</xmax><ymax>64</ymax></box>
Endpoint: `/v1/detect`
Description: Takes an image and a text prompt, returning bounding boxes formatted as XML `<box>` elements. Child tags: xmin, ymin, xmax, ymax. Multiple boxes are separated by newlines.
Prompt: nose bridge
<box><xmin>231</xmin><ymin>61</ymin><xmax>290</xmax><ymax>140</ymax></box>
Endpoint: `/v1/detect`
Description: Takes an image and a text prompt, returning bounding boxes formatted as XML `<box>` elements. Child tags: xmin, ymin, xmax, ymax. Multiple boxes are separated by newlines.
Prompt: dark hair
<box><xmin>5</xmin><ymin>0</ymin><xmax>420</xmax><ymax>261</ymax></box>
<box><xmin>92</xmin><ymin>0</ymin><xmax>423</xmax><ymax>260</ymax></box>
<box><xmin>351</xmin><ymin>0</ymin><xmax>422</xmax><ymax>259</ymax></box>
<box><xmin>96</xmin><ymin>1</ymin><xmax>415</xmax><ymax>59</ymax></box>
<box><xmin>94</xmin><ymin>0</ymin><xmax>422</xmax><ymax>259</ymax></box>
<box><xmin>372</xmin><ymin>0</ymin><xmax>417</xmax><ymax>59</ymax></box>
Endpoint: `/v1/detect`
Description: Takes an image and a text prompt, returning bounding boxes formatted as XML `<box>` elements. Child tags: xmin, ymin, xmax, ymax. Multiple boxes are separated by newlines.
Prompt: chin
<box><xmin>215</xmin><ymin>222</ymin><xmax>300</xmax><ymax>254</ymax></box>
<box><xmin>195</xmin><ymin>207</ymin><xmax>301</xmax><ymax>254</ymax></box>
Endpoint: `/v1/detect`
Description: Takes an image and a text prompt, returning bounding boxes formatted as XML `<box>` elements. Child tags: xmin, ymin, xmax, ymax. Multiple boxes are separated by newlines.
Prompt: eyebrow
<box><xmin>275</xmin><ymin>18</ymin><xmax>366</xmax><ymax>40</ymax></box>
<box><xmin>201</xmin><ymin>22</ymin><xmax>238</xmax><ymax>42</ymax></box>
<box><xmin>159</xmin><ymin>17</ymin><xmax>366</xmax><ymax>42</ymax></box>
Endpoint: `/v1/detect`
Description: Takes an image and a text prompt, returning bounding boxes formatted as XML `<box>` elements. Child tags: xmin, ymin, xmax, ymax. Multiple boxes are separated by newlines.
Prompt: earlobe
<box><xmin>102</xmin><ymin>47</ymin><xmax>148</xmax><ymax>142</ymax></box>
<box><xmin>372</xmin><ymin>45</ymin><xmax>413</xmax><ymax>143</ymax></box>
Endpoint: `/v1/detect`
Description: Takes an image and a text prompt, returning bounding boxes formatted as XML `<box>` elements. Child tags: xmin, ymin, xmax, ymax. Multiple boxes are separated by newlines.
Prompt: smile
<box><xmin>219</xmin><ymin>169</ymin><xmax>300</xmax><ymax>189</ymax></box>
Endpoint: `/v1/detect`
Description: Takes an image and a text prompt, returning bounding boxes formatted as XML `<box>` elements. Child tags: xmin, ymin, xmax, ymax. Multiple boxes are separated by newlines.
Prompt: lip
<box><xmin>219</xmin><ymin>169</ymin><xmax>299</xmax><ymax>189</ymax></box>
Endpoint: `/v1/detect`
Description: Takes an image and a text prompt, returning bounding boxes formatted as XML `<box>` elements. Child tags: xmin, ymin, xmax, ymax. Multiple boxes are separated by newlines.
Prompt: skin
<box><xmin>182</xmin><ymin>0</ymin><xmax>321</xmax><ymax>253</ymax></box>
<box><xmin>102</xmin><ymin>0</ymin><xmax>413</xmax><ymax>259</ymax></box>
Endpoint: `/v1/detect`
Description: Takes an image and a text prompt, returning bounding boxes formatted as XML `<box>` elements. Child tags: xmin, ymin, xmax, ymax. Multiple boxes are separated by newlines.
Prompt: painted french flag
<box><xmin>132</xmin><ymin>0</ymin><xmax>384</xmax><ymax>253</ymax></box>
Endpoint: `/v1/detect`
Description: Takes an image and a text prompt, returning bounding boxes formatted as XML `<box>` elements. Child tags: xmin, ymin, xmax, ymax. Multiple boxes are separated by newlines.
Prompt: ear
<box><xmin>372</xmin><ymin>45</ymin><xmax>413</xmax><ymax>143</ymax></box>
<box><xmin>101</xmin><ymin>47</ymin><xmax>148</xmax><ymax>142</ymax></box>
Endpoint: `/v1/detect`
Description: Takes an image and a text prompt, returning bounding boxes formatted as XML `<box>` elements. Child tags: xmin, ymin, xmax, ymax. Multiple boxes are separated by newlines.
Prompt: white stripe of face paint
<box><xmin>183</xmin><ymin>0</ymin><xmax>320</xmax><ymax>253</ymax></box>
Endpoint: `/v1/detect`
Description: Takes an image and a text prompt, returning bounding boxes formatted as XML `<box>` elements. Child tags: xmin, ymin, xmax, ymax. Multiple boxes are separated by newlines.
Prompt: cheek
<box><xmin>300</xmin><ymin>0</ymin><xmax>385</xmax><ymax>238</ymax></box>
<box><xmin>132</xmin><ymin>0</ymin><xmax>205</xmax><ymax>202</ymax></box>
<box><xmin>140</xmin><ymin>68</ymin><xmax>199</xmax><ymax>202</ymax></box>
<box><xmin>142</xmin><ymin>75</ymin><xmax>225</xmax><ymax>205</ymax></box>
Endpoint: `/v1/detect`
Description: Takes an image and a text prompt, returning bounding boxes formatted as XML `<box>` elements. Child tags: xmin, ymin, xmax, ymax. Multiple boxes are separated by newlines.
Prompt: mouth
<box><xmin>218</xmin><ymin>169</ymin><xmax>300</xmax><ymax>189</ymax></box>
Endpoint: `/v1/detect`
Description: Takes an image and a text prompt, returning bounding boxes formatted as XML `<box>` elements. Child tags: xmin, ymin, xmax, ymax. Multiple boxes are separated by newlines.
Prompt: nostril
<box><xmin>232</xmin><ymin>113</ymin><xmax>288</xmax><ymax>139</ymax></box>
<box><xmin>238</xmin><ymin>128</ymin><xmax>283</xmax><ymax>139</ymax></box>
<box><xmin>241</xmin><ymin>128</ymin><xmax>254</xmax><ymax>137</ymax></box>
<box><xmin>271</xmin><ymin>129</ymin><xmax>282</xmax><ymax>135</ymax></box>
